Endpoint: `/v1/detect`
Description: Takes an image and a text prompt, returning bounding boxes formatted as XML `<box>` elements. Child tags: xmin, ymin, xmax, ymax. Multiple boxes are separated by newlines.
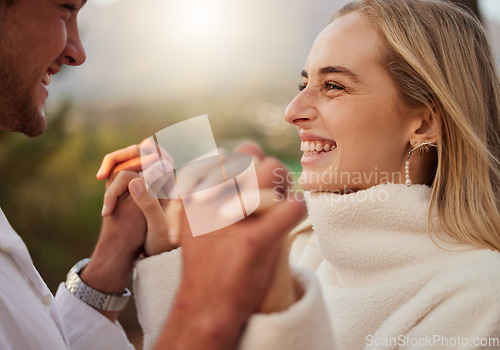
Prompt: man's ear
<box><xmin>408</xmin><ymin>105</ymin><xmax>439</xmax><ymax>146</ymax></box>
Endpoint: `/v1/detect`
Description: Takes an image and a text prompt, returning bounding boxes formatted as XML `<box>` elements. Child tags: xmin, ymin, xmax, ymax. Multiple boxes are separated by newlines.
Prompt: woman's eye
<box><xmin>298</xmin><ymin>83</ymin><xmax>307</xmax><ymax>92</ymax></box>
<box><xmin>325</xmin><ymin>81</ymin><xmax>345</xmax><ymax>91</ymax></box>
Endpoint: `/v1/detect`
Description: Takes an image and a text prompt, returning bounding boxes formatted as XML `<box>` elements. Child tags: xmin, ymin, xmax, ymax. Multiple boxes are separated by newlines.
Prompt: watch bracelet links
<box><xmin>65</xmin><ymin>258</ymin><xmax>131</xmax><ymax>311</ymax></box>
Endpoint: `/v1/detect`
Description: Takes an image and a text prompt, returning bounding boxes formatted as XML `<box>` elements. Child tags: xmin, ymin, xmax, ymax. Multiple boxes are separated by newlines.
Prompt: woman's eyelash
<box><xmin>325</xmin><ymin>82</ymin><xmax>345</xmax><ymax>90</ymax></box>
<box><xmin>298</xmin><ymin>82</ymin><xmax>345</xmax><ymax>92</ymax></box>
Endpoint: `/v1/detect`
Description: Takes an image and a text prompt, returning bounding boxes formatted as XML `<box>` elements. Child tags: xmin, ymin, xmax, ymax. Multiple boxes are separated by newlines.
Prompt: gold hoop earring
<box><xmin>405</xmin><ymin>142</ymin><xmax>437</xmax><ymax>186</ymax></box>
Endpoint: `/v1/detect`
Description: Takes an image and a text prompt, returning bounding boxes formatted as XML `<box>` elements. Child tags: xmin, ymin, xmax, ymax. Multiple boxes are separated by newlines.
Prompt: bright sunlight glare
<box><xmin>169</xmin><ymin>1</ymin><xmax>226</xmax><ymax>43</ymax></box>
<box><xmin>188</xmin><ymin>6</ymin><xmax>217</xmax><ymax>34</ymax></box>
<box><xmin>148</xmin><ymin>0</ymin><xmax>247</xmax><ymax>88</ymax></box>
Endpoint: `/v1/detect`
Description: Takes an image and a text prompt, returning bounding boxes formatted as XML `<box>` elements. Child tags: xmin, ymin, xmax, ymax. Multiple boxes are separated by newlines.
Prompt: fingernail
<box><xmin>130</xmin><ymin>180</ymin><xmax>145</xmax><ymax>195</ymax></box>
<box><xmin>96</xmin><ymin>168</ymin><xmax>103</xmax><ymax>179</ymax></box>
<box><xmin>101</xmin><ymin>204</ymin><xmax>109</xmax><ymax>216</ymax></box>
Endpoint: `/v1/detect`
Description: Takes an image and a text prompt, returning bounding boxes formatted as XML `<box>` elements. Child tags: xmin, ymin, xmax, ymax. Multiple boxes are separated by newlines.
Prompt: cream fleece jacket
<box><xmin>134</xmin><ymin>183</ymin><xmax>500</xmax><ymax>349</ymax></box>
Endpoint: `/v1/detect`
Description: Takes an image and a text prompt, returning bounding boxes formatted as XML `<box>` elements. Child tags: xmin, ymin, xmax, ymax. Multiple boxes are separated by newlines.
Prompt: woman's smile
<box><xmin>300</xmin><ymin>140</ymin><xmax>337</xmax><ymax>165</ymax></box>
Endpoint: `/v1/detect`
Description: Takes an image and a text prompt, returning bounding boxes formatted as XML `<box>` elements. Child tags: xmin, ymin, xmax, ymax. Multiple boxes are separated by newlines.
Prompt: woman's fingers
<box><xmin>256</xmin><ymin>157</ymin><xmax>291</xmax><ymax>192</ymax></box>
<box><xmin>234</xmin><ymin>142</ymin><xmax>266</xmax><ymax>161</ymax></box>
<box><xmin>110</xmin><ymin>157</ymin><xmax>143</xmax><ymax>176</ymax></box>
<box><xmin>101</xmin><ymin>171</ymin><xmax>139</xmax><ymax>216</ymax></box>
<box><xmin>96</xmin><ymin>137</ymin><xmax>167</xmax><ymax>179</ymax></box>
<box><xmin>96</xmin><ymin>145</ymin><xmax>140</xmax><ymax>180</ymax></box>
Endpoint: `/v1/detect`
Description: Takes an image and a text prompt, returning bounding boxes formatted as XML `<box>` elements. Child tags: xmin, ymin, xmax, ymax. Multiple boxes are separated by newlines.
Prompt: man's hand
<box><xmin>80</xmin><ymin>172</ymin><xmax>147</xmax><ymax>321</ymax></box>
<box><xmin>151</xmin><ymin>143</ymin><xmax>307</xmax><ymax>350</ymax></box>
<box><xmin>97</xmin><ymin>140</ymin><xmax>180</xmax><ymax>256</ymax></box>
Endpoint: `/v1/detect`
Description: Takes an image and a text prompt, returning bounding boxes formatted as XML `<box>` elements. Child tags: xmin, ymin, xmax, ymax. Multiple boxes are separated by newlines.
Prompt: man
<box><xmin>0</xmin><ymin>1</ymin><xmax>146</xmax><ymax>348</ymax></box>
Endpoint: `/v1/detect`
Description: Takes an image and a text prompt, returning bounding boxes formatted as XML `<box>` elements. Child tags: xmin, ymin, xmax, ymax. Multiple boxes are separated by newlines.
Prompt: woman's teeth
<box><xmin>301</xmin><ymin>141</ymin><xmax>337</xmax><ymax>157</ymax></box>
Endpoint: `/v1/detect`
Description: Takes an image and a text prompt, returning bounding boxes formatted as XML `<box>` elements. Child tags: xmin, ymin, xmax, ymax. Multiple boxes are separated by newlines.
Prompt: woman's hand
<box><xmin>96</xmin><ymin>144</ymin><xmax>142</xmax><ymax>182</ymax></box>
<box><xmin>97</xmin><ymin>138</ymin><xmax>166</xmax><ymax>215</ymax></box>
<box><xmin>257</xmin><ymin>236</ymin><xmax>302</xmax><ymax>313</ymax></box>
<box><xmin>97</xmin><ymin>139</ymin><xmax>180</xmax><ymax>255</ymax></box>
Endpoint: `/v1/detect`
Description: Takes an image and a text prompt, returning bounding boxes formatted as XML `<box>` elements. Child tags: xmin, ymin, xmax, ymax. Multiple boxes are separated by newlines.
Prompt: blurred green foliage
<box><xmin>0</xmin><ymin>97</ymin><xmax>301</xmax><ymax>347</ymax></box>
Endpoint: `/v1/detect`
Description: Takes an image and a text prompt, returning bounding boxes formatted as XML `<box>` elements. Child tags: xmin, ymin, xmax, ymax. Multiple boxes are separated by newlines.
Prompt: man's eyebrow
<box><xmin>301</xmin><ymin>66</ymin><xmax>359</xmax><ymax>81</ymax></box>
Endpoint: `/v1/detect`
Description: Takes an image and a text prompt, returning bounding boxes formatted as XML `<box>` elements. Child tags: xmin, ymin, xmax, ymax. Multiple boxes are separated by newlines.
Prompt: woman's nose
<box><xmin>284</xmin><ymin>88</ymin><xmax>317</xmax><ymax>127</ymax></box>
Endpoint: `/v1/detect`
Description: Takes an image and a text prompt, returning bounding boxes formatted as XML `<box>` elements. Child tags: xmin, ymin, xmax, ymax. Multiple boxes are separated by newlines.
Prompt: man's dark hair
<box><xmin>0</xmin><ymin>0</ymin><xmax>14</xmax><ymax>7</ymax></box>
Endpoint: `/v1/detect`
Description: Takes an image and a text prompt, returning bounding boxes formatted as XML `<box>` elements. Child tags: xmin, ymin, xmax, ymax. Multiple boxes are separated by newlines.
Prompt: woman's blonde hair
<box><xmin>334</xmin><ymin>0</ymin><xmax>500</xmax><ymax>251</ymax></box>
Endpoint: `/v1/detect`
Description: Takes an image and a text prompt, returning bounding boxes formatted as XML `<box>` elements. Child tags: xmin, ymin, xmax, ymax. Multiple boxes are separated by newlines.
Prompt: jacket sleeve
<box><xmin>403</xmin><ymin>288</ymin><xmax>500</xmax><ymax>349</ymax></box>
<box><xmin>54</xmin><ymin>283</ymin><xmax>135</xmax><ymax>350</ymax></box>
<box><xmin>238</xmin><ymin>267</ymin><xmax>335</xmax><ymax>350</ymax></box>
<box><xmin>371</xmin><ymin>252</ymin><xmax>500</xmax><ymax>350</ymax></box>
<box><xmin>133</xmin><ymin>247</ymin><xmax>183</xmax><ymax>350</ymax></box>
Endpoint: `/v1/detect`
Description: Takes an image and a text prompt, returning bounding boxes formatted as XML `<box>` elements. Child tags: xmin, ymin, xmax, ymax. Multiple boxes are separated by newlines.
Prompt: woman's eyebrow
<box><xmin>301</xmin><ymin>66</ymin><xmax>359</xmax><ymax>82</ymax></box>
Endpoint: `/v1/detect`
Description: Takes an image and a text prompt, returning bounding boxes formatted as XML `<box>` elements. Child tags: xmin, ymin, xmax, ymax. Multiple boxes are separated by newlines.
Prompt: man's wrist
<box><xmin>79</xmin><ymin>255</ymin><xmax>133</xmax><ymax>295</ymax></box>
<box><xmin>81</xmin><ymin>223</ymin><xmax>138</xmax><ymax>295</ymax></box>
<box><xmin>66</xmin><ymin>258</ymin><xmax>131</xmax><ymax>311</ymax></box>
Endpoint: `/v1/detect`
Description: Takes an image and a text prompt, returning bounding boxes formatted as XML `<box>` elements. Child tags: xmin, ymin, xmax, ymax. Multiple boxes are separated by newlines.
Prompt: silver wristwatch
<box><xmin>65</xmin><ymin>258</ymin><xmax>131</xmax><ymax>311</ymax></box>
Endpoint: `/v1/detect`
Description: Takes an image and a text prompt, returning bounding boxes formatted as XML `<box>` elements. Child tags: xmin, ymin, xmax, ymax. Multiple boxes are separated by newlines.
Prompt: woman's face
<box><xmin>285</xmin><ymin>12</ymin><xmax>420</xmax><ymax>193</ymax></box>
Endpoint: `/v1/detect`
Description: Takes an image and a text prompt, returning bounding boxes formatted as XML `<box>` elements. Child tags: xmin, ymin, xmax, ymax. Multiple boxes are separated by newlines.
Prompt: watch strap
<box><xmin>65</xmin><ymin>258</ymin><xmax>131</xmax><ymax>311</ymax></box>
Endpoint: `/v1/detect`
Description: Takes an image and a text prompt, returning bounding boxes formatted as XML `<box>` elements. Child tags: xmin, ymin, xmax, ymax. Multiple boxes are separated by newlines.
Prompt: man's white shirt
<box><xmin>0</xmin><ymin>208</ymin><xmax>134</xmax><ymax>350</ymax></box>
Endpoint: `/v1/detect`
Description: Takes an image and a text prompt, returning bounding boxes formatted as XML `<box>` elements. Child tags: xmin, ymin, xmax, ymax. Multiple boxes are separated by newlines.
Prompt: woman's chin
<box><xmin>299</xmin><ymin>172</ymin><xmax>338</xmax><ymax>192</ymax></box>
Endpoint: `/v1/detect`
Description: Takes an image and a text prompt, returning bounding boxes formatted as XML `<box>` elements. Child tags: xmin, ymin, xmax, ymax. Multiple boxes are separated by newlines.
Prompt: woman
<box><xmin>98</xmin><ymin>0</ymin><xmax>500</xmax><ymax>348</ymax></box>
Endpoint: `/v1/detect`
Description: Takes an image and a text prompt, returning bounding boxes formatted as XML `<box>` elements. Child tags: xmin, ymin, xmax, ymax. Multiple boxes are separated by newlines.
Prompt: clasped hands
<box><xmin>96</xmin><ymin>140</ymin><xmax>306</xmax><ymax>347</ymax></box>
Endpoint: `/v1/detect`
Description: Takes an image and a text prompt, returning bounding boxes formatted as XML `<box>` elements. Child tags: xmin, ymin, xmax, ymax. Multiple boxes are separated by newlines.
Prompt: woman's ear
<box><xmin>408</xmin><ymin>105</ymin><xmax>439</xmax><ymax>146</ymax></box>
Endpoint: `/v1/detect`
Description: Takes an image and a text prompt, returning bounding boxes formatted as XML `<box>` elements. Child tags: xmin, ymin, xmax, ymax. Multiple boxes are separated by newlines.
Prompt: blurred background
<box><xmin>0</xmin><ymin>0</ymin><xmax>498</xmax><ymax>347</ymax></box>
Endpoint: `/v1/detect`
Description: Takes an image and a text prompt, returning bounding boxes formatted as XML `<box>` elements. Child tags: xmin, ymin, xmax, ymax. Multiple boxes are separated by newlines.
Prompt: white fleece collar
<box><xmin>304</xmin><ymin>183</ymin><xmax>468</xmax><ymax>287</ymax></box>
